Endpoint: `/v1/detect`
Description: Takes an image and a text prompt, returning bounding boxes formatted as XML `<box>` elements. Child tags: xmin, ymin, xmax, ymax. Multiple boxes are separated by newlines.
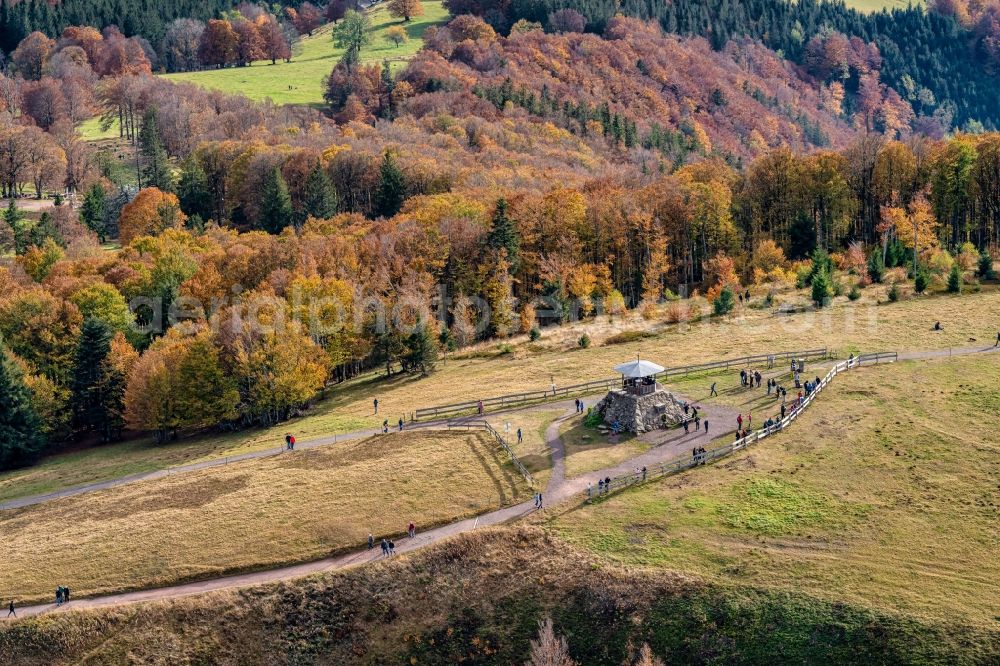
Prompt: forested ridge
<box><xmin>450</xmin><ymin>0</ymin><xmax>1000</xmax><ymax>130</ymax></box>
<box><xmin>0</xmin><ymin>0</ymin><xmax>239</xmax><ymax>53</ymax></box>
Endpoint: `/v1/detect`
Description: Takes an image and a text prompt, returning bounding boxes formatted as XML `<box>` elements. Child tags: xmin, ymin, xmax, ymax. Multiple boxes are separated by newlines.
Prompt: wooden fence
<box><xmin>413</xmin><ymin>347</ymin><xmax>830</xmax><ymax>420</ymax></box>
<box><xmin>585</xmin><ymin>351</ymin><xmax>898</xmax><ymax>500</ymax></box>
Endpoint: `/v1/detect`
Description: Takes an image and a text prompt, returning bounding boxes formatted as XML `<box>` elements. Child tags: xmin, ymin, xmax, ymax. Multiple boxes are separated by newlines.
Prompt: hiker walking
<box><xmin>288</xmin><ymin>435</ymin><xmax>295</xmax><ymax>451</ymax></box>
<box><xmin>737</xmin><ymin>413</ymin><xmax>743</xmax><ymax>429</ymax></box>
<box><xmin>389</xmin><ymin>540</ymin><xmax>395</xmax><ymax>554</ymax></box>
<box><xmin>704</xmin><ymin>419</ymin><xmax>709</xmax><ymax>433</ymax></box>
<box><xmin>373</xmin><ymin>398</ymin><xmax>379</xmax><ymax>414</ymax></box>
<box><xmin>55</xmin><ymin>588</ymin><xmax>62</xmax><ymax>606</ymax></box>
<box><xmin>381</xmin><ymin>539</ymin><xmax>389</xmax><ymax>556</ymax></box>
<box><xmin>398</xmin><ymin>417</ymin><xmax>403</xmax><ymax>432</ymax></box>
<box><xmin>408</xmin><ymin>522</ymin><xmax>416</xmax><ymax>538</ymax></box>
<box><xmin>63</xmin><ymin>587</ymin><xmax>70</xmax><ymax>603</ymax></box>
<box><xmin>684</xmin><ymin>419</ymin><xmax>689</xmax><ymax>433</ymax></box>
<box><xmin>996</xmin><ymin>331</ymin><xmax>1000</xmax><ymax>347</ymax></box>
<box><xmin>642</xmin><ymin>466</ymin><xmax>647</xmax><ymax>481</ymax></box>
<box><xmin>517</xmin><ymin>428</ymin><xmax>523</xmax><ymax>444</ymax></box>
<box><xmin>7</xmin><ymin>600</ymin><xmax>14</xmax><ymax>618</ymax></box>
<box><xmin>710</xmin><ymin>382</ymin><xmax>718</xmax><ymax>397</ymax></box>
<box><xmin>383</xmin><ymin>419</ymin><xmax>389</xmax><ymax>434</ymax></box>
<box><xmin>537</xmin><ymin>492</ymin><xmax>543</xmax><ymax>508</ymax></box>
<box><xmin>368</xmin><ymin>534</ymin><xmax>375</xmax><ymax>550</ymax></box>
<box><xmin>284</xmin><ymin>434</ymin><xmax>291</xmax><ymax>450</ymax></box>
<box><xmin>477</xmin><ymin>400</ymin><xmax>484</xmax><ymax>415</ymax></box>
<box><xmin>604</xmin><ymin>476</ymin><xmax>611</xmax><ymax>493</ymax></box>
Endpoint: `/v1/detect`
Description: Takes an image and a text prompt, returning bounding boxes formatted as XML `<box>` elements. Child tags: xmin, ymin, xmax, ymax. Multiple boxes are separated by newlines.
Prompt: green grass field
<box><xmin>161</xmin><ymin>2</ymin><xmax>448</xmax><ymax>106</ymax></box>
<box><xmin>843</xmin><ymin>0</ymin><xmax>923</xmax><ymax>12</ymax></box>
<box><xmin>548</xmin><ymin>354</ymin><xmax>1000</xmax><ymax>627</ymax></box>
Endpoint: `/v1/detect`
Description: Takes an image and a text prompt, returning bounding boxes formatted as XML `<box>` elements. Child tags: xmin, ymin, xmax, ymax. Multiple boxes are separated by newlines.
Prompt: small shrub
<box><xmin>867</xmin><ymin>251</ymin><xmax>885</xmax><ymax>283</ymax></box>
<box><xmin>664</xmin><ymin>301</ymin><xmax>691</xmax><ymax>324</ymax></box>
<box><xmin>764</xmin><ymin>290</ymin><xmax>774</xmax><ymax>307</ymax></box>
<box><xmin>713</xmin><ymin>286</ymin><xmax>735</xmax><ymax>315</ymax></box>
<box><xmin>583</xmin><ymin>407</ymin><xmax>603</xmax><ymax>428</ymax></box>
<box><xmin>888</xmin><ymin>282</ymin><xmax>900</xmax><ymax>302</ymax></box>
<box><xmin>947</xmin><ymin>264</ymin><xmax>962</xmax><ymax>294</ymax></box>
<box><xmin>914</xmin><ymin>270</ymin><xmax>929</xmax><ymax>294</ymax></box>
<box><xmin>795</xmin><ymin>264</ymin><xmax>812</xmax><ymax>289</ymax></box>
<box><xmin>578</xmin><ymin>334</ymin><xmax>591</xmax><ymax>348</ymax></box>
<box><xmin>497</xmin><ymin>343</ymin><xmax>513</xmax><ymax>355</ymax></box>
<box><xmin>605</xmin><ymin>330</ymin><xmax>653</xmax><ymax>345</ymax></box>
<box><xmin>978</xmin><ymin>250</ymin><xmax>995</xmax><ymax>280</ymax></box>
<box><xmin>848</xmin><ymin>284</ymin><xmax>861</xmax><ymax>301</ymax></box>
<box><xmin>811</xmin><ymin>269</ymin><xmax>831</xmax><ymax>307</ymax></box>
<box><xmin>529</xmin><ymin>327</ymin><xmax>541</xmax><ymax>341</ymax></box>
<box><xmin>884</xmin><ymin>267</ymin><xmax>908</xmax><ymax>284</ymax></box>
<box><xmin>832</xmin><ymin>280</ymin><xmax>845</xmax><ymax>297</ymax></box>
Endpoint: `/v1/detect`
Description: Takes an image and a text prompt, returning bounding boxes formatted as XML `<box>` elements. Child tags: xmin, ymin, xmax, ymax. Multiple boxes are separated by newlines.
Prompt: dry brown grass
<box><xmin>0</xmin><ymin>430</ymin><xmax>530</xmax><ymax>603</ymax></box>
<box><xmin>3</xmin><ymin>528</ymin><xmax>997</xmax><ymax>665</ymax></box>
<box><xmin>551</xmin><ymin>354</ymin><xmax>1000</xmax><ymax>626</ymax></box>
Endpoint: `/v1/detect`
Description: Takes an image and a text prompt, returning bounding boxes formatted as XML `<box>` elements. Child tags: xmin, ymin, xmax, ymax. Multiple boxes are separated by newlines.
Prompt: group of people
<box><xmin>284</xmin><ymin>434</ymin><xmax>296</xmax><ymax>450</ymax></box>
<box><xmin>55</xmin><ymin>586</ymin><xmax>70</xmax><ymax>605</ymax></box>
<box><xmin>740</xmin><ymin>368</ymin><xmax>762</xmax><ymax>388</ymax></box>
<box><xmin>534</xmin><ymin>492</ymin><xmax>544</xmax><ymax>509</ymax></box>
<box><xmin>381</xmin><ymin>418</ymin><xmax>405</xmax><ymax>433</ymax></box>
<box><xmin>368</xmin><ymin>522</ymin><xmax>417</xmax><ymax>557</ymax></box>
<box><xmin>681</xmin><ymin>402</ymin><xmax>708</xmax><ymax>433</ymax></box>
<box><xmin>574</xmin><ymin>398</ymin><xmax>585</xmax><ymax>413</ymax></box>
<box><xmin>590</xmin><ymin>475</ymin><xmax>614</xmax><ymax>497</ymax></box>
<box><xmin>691</xmin><ymin>446</ymin><xmax>707</xmax><ymax>464</ymax></box>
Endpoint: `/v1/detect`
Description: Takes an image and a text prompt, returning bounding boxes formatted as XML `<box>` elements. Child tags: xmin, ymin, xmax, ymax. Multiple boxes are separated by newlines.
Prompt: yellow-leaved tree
<box><xmin>124</xmin><ymin>325</ymin><xmax>239</xmax><ymax>442</ymax></box>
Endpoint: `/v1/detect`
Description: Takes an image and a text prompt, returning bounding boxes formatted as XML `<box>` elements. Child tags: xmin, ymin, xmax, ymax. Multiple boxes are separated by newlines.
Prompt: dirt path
<box><xmin>4</xmin><ymin>344</ymin><xmax>998</xmax><ymax>620</ymax></box>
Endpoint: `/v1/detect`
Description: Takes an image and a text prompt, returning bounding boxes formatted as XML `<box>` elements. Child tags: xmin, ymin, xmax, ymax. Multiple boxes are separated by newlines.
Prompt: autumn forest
<box><xmin>1</xmin><ymin>0</ymin><xmax>1000</xmax><ymax>472</ymax></box>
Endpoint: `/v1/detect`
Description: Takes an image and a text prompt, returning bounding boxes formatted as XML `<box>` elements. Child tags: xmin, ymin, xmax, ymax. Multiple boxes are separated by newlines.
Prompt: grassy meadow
<box><xmin>2</xmin><ymin>283</ymin><xmax>999</xmax><ymax>502</ymax></box>
<box><xmin>844</xmin><ymin>0</ymin><xmax>924</xmax><ymax>12</ymax></box>
<box><xmin>484</xmin><ymin>407</ymin><xmax>563</xmax><ymax>488</ymax></box>
<box><xmin>558</xmin><ymin>415</ymin><xmax>649</xmax><ymax>477</ymax></box>
<box><xmin>0</xmin><ymin>429</ymin><xmax>531</xmax><ymax>603</ymax></box>
<box><xmin>160</xmin><ymin>2</ymin><xmax>448</xmax><ymax>106</ymax></box>
<box><xmin>547</xmin><ymin>354</ymin><xmax>1000</xmax><ymax>627</ymax></box>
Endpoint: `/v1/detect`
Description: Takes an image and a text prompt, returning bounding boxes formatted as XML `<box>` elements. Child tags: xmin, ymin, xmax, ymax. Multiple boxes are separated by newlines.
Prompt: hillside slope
<box><xmin>401</xmin><ymin>18</ymin><xmax>863</xmax><ymax>161</ymax></box>
<box><xmin>3</xmin><ymin>529</ymin><xmax>997</xmax><ymax>664</ymax></box>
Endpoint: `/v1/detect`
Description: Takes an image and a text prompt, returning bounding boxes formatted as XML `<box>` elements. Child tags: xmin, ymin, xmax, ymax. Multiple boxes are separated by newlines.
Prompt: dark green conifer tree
<box><xmin>0</xmin><ymin>337</ymin><xmax>45</xmax><ymax>470</ymax></box>
<box><xmin>259</xmin><ymin>167</ymin><xmax>295</xmax><ymax>233</ymax></box>
<box><xmin>374</xmin><ymin>150</ymin><xmax>406</xmax><ymax>218</ymax></box>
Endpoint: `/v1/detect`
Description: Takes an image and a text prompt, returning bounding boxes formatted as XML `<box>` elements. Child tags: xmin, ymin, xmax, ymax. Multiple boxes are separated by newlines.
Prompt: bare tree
<box><xmin>526</xmin><ymin>618</ymin><xmax>576</xmax><ymax>666</ymax></box>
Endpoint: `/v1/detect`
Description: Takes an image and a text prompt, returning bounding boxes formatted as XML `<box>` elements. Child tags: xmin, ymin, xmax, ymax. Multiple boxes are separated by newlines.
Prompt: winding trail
<box><xmin>4</xmin><ymin>344</ymin><xmax>998</xmax><ymax>620</ymax></box>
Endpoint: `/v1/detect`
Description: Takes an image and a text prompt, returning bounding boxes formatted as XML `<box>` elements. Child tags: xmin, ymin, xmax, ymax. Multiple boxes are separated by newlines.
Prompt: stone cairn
<box><xmin>593</xmin><ymin>387</ymin><xmax>686</xmax><ymax>434</ymax></box>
